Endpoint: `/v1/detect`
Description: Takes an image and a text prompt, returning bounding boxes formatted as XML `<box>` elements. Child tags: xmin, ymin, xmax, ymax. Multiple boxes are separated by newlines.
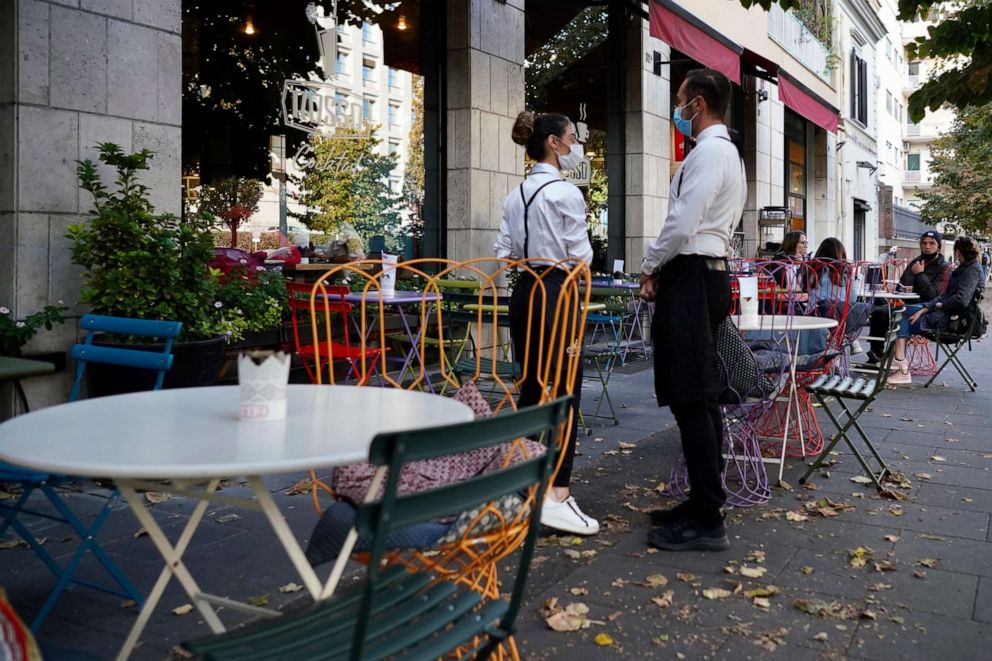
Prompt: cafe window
<box><xmin>388</xmin><ymin>67</ymin><xmax>398</xmax><ymax>89</ymax></box>
<box><xmin>387</xmin><ymin>140</ymin><xmax>399</xmax><ymax>155</ymax></box>
<box><xmin>362</xmin><ymin>98</ymin><xmax>374</xmax><ymax>120</ymax></box>
<box><xmin>336</xmin><ymin>51</ymin><xmax>348</xmax><ymax>75</ymax></box>
<box><xmin>785</xmin><ymin>109</ymin><xmax>807</xmax><ymax>233</ymax></box>
<box><xmin>388</xmin><ymin>103</ymin><xmax>399</xmax><ymax>127</ymax></box>
<box><xmin>362</xmin><ymin>59</ymin><xmax>376</xmax><ymax>84</ymax></box>
<box><xmin>907</xmin><ymin>153</ymin><xmax>921</xmax><ymax>171</ymax></box>
<box><xmin>362</xmin><ymin>22</ymin><xmax>373</xmax><ymax>43</ymax></box>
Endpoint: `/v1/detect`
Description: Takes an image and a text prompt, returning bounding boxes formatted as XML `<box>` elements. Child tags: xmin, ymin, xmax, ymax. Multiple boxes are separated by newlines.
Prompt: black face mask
<box><xmin>920</xmin><ymin>250</ymin><xmax>939</xmax><ymax>263</ymax></box>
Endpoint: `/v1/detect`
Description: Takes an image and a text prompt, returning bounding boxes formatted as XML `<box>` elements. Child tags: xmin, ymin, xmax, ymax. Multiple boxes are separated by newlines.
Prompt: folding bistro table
<box><xmin>0</xmin><ymin>384</ymin><xmax>473</xmax><ymax>660</ymax></box>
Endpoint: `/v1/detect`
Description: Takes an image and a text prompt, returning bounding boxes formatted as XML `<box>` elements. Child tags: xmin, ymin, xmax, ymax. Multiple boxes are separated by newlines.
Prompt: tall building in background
<box><xmin>875</xmin><ymin>0</ymin><xmax>956</xmax><ymax>254</ymax></box>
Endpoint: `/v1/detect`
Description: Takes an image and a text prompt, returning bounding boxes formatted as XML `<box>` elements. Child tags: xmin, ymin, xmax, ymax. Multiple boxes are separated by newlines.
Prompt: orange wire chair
<box><xmin>297</xmin><ymin>257</ymin><xmax>591</xmax><ymax>660</ymax></box>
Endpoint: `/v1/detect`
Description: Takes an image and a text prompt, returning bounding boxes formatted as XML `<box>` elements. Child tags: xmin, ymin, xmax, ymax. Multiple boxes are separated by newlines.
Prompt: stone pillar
<box><xmin>624</xmin><ymin>21</ymin><xmax>669</xmax><ymax>271</ymax></box>
<box><xmin>877</xmin><ymin>183</ymin><xmax>894</xmax><ymax>242</ymax></box>
<box><xmin>0</xmin><ymin>0</ymin><xmax>182</xmax><ymax>413</ymax></box>
<box><xmin>444</xmin><ymin>0</ymin><xmax>525</xmax><ymax>264</ymax></box>
<box><xmin>812</xmin><ymin>128</ymin><xmax>836</xmax><ymax>248</ymax></box>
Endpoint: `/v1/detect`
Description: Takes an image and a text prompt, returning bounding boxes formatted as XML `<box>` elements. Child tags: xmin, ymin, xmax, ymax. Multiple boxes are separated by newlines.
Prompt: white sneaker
<box><xmin>888</xmin><ymin>359</ymin><xmax>912</xmax><ymax>385</ymax></box>
<box><xmin>540</xmin><ymin>495</ymin><xmax>600</xmax><ymax>535</ymax></box>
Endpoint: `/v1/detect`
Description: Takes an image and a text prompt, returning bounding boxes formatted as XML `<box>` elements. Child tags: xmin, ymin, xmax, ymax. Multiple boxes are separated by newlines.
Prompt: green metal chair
<box><xmin>921</xmin><ymin>289</ymin><xmax>985</xmax><ymax>391</ymax></box>
<box><xmin>799</xmin><ymin>308</ymin><xmax>903</xmax><ymax>491</ymax></box>
<box><xmin>183</xmin><ymin>397</ymin><xmax>571</xmax><ymax>661</ymax></box>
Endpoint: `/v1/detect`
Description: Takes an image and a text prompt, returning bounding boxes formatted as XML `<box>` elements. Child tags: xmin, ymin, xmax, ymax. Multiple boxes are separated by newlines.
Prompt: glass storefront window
<box><xmin>785</xmin><ymin>109</ymin><xmax>807</xmax><ymax>232</ymax></box>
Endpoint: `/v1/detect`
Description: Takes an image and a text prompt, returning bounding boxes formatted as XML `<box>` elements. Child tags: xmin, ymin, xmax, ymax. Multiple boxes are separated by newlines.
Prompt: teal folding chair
<box><xmin>184</xmin><ymin>397</ymin><xmax>570</xmax><ymax>661</ymax></box>
<box><xmin>0</xmin><ymin>314</ymin><xmax>181</xmax><ymax>631</ymax></box>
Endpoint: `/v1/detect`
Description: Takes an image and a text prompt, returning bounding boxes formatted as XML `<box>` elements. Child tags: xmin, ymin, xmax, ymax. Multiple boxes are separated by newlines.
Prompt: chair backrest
<box><xmin>870</xmin><ymin>307</ymin><xmax>904</xmax><ymax>395</ymax></box>
<box><xmin>69</xmin><ymin>314</ymin><xmax>183</xmax><ymax>401</ymax></box>
<box><xmin>286</xmin><ymin>282</ymin><xmax>353</xmax><ymax>355</ymax></box>
<box><xmin>352</xmin><ymin>397</ymin><xmax>571</xmax><ymax>658</ymax></box>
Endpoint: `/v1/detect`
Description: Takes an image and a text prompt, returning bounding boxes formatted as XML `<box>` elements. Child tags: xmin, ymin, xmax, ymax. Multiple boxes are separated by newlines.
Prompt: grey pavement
<box><xmin>2</xmin><ymin>334</ymin><xmax>991</xmax><ymax>659</ymax></box>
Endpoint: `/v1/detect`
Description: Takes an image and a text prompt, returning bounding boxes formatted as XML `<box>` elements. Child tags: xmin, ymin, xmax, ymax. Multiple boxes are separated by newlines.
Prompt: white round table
<box><xmin>860</xmin><ymin>290</ymin><xmax>920</xmax><ymax>302</ymax></box>
<box><xmin>0</xmin><ymin>384</ymin><xmax>473</xmax><ymax>659</ymax></box>
<box><xmin>730</xmin><ymin>314</ymin><xmax>838</xmax><ymax>482</ymax></box>
<box><xmin>0</xmin><ymin>384</ymin><xmax>473</xmax><ymax>479</ymax></box>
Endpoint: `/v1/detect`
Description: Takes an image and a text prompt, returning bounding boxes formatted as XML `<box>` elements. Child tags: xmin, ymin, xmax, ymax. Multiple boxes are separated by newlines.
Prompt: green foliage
<box><xmin>794</xmin><ymin>0</ymin><xmax>834</xmax><ymax>48</ymax></box>
<box><xmin>0</xmin><ymin>303</ymin><xmax>67</xmax><ymax>356</ymax></box>
<box><xmin>919</xmin><ymin>103</ymin><xmax>992</xmax><ymax>237</ymax></box>
<box><xmin>198</xmin><ymin>176</ymin><xmax>265</xmax><ymax>247</ymax></box>
<box><xmin>69</xmin><ymin>143</ymin><xmax>219</xmax><ymax>341</ymax></box>
<box><xmin>401</xmin><ymin>76</ymin><xmax>426</xmax><ymax>241</ymax></box>
<box><xmin>525</xmin><ymin>7</ymin><xmax>609</xmax><ymax>109</ymax></box>
<box><xmin>290</xmin><ymin>130</ymin><xmax>402</xmax><ymax>251</ymax></box>
<box><xmin>898</xmin><ymin>0</ymin><xmax>992</xmax><ymax>122</ymax></box>
<box><xmin>208</xmin><ymin>267</ymin><xmax>288</xmax><ymax>342</ymax></box>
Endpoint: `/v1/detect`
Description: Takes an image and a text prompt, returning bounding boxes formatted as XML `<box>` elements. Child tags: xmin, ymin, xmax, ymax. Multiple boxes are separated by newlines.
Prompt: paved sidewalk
<box><xmin>1</xmin><ymin>336</ymin><xmax>990</xmax><ymax>659</ymax></box>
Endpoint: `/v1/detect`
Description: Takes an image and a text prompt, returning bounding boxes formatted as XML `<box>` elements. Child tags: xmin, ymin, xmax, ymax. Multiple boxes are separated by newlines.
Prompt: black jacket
<box><xmin>900</xmin><ymin>253</ymin><xmax>950</xmax><ymax>301</ymax></box>
<box><xmin>930</xmin><ymin>259</ymin><xmax>983</xmax><ymax>313</ymax></box>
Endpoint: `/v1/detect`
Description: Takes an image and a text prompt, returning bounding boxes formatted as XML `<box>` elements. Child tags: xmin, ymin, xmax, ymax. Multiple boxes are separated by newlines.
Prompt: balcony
<box><xmin>904</xmin><ymin>170</ymin><xmax>920</xmax><ymax>183</ymax></box>
<box><xmin>767</xmin><ymin>4</ymin><xmax>833</xmax><ymax>84</ymax></box>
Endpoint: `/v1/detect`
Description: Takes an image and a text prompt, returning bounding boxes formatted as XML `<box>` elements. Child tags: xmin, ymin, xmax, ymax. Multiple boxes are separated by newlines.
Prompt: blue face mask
<box><xmin>673</xmin><ymin>97</ymin><xmax>699</xmax><ymax>138</ymax></box>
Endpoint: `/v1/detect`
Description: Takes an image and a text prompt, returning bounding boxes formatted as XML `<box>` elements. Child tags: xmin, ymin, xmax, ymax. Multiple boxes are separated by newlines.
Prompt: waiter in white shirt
<box><xmin>639</xmin><ymin>69</ymin><xmax>746</xmax><ymax>553</ymax></box>
<box><xmin>494</xmin><ymin>111</ymin><xmax>598</xmax><ymax>536</ymax></box>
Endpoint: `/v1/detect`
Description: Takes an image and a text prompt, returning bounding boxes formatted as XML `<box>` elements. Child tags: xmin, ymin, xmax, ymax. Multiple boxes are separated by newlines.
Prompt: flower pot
<box><xmin>86</xmin><ymin>334</ymin><xmax>227</xmax><ymax>397</ymax></box>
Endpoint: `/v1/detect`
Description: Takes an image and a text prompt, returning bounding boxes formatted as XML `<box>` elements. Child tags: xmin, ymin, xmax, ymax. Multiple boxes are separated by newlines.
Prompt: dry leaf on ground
<box><xmin>702</xmin><ymin>587</ymin><xmax>733</xmax><ymax>600</ymax></box>
<box><xmin>794</xmin><ymin>599</ymin><xmax>859</xmax><ymax>620</ymax></box>
<box><xmin>739</xmin><ymin>566</ymin><xmax>767</xmax><ymax>579</ymax></box>
<box><xmin>569</xmin><ymin>587</ymin><xmax>589</xmax><ymax>596</ymax></box>
<box><xmin>917</xmin><ymin>558</ymin><xmax>940</xmax><ymax>568</ymax></box>
<box><xmin>172</xmin><ymin>604</ymin><xmax>195</xmax><ymax>616</ymax></box>
<box><xmin>747</xmin><ymin>549</ymin><xmax>766</xmax><ymax>563</ymax></box>
<box><xmin>594</xmin><ymin>632</ymin><xmax>614</xmax><ymax>646</ymax></box>
<box><xmin>849</xmin><ymin>547</ymin><xmax>872</xmax><ymax>568</ymax></box>
<box><xmin>278</xmin><ymin>582</ymin><xmax>304</xmax><ymax>593</ymax></box>
<box><xmin>144</xmin><ymin>492</ymin><xmax>170</xmax><ymax>504</ymax></box>
<box><xmin>743</xmin><ymin>586</ymin><xmax>779</xmax><ymax>599</ymax></box>
<box><xmin>650</xmin><ymin>591</ymin><xmax>675</xmax><ymax>609</ymax></box>
<box><xmin>643</xmin><ymin>574</ymin><xmax>669</xmax><ymax>588</ymax></box>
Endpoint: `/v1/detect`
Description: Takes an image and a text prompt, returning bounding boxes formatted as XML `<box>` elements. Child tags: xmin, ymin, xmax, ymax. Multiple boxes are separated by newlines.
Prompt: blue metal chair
<box><xmin>0</xmin><ymin>314</ymin><xmax>182</xmax><ymax>631</ymax></box>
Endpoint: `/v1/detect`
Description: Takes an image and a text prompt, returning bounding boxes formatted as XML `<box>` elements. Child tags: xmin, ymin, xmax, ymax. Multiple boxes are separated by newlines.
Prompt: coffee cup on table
<box><xmin>381</xmin><ymin>252</ymin><xmax>398</xmax><ymax>297</ymax></box>
<box><xmin>238</xmin><ymin>351</ymin><xmax>291</xmax><ymax>421</ymax></box>
<box><xmin>738</xmin><ymin>276</ymin><xmax>759</xmax><ymax>317</ymax></box>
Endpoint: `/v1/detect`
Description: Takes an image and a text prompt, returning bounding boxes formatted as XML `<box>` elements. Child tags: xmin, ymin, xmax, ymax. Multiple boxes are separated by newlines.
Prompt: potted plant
<box><xmin>0</xmin><ymin>303</ymin><xmax>67</xmax><ymax>357</ymax></box>
<box><xmin>197</xmin><ymin>176</ymin><xmax>264</xmax><ymax>248</ymax></box>
<box><xmin>68</xmin><ymin>143</ymin><xmax>227</xmax><ymax>393</ymax></box>
<box><xmin>212</xmin><ymin>265</ymin><xmax>289</xmax><ymax>347</ymax></box>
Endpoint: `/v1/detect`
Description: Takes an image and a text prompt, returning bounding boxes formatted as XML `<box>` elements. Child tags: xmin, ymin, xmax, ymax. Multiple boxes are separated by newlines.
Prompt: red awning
<box><xmin>649</xmin><ymin>1</ymin><xmax>741</xmax><ymax>85</ymax></box>
<box><xmin>778</xmin><ymin>71</ymin><xmax>839</xmax><ymax>134</ymax></box>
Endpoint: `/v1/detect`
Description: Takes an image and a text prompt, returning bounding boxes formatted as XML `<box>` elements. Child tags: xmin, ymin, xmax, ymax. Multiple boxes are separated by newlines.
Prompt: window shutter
<box><xmin>858</xmin><ymin>59</ymin><xmax>868</xmax><ymax>123</ymax></box>
<box><xmin>850</xmin><ymin>52</ymin><xmax>858</xmax><ymax>118</ymax></box>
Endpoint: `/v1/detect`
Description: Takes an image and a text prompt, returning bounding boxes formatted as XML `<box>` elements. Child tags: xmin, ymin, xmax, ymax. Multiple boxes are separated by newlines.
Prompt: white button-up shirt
<box><xmin>494</xmin><ymin>163</ymin><xmax>593</xmax><ymax>267</ymax></box>
<box><xmin>641</xmin><ymin>124</ymin><xmax>747</xmax><ymax>274</ymax></box>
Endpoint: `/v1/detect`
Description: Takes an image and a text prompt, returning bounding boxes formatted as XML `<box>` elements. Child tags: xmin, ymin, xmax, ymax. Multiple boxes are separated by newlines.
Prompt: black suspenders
<box><xmin>519</xmin><ymin>178</ymin><xmax>564</xmax><ymax>259</ymax></box>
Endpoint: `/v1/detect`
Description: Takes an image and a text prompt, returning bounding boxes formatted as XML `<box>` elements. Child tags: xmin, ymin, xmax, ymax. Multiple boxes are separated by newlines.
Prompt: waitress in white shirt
<box><xmin>494</xmin><ymin>111</ymin><xmax>598</xmax><ymax>536</ymax></box>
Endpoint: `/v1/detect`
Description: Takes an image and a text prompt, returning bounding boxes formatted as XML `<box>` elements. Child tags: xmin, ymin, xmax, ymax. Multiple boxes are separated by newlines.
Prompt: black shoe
<box><xmin>647</xmin><ymin>516</ymin><xmax>730</xmax><ymax>552</ymax></box>
<box><xmin>648</xmin><ymin>501</ymin><xmax>693</xmax><ymax>526</ymax></box>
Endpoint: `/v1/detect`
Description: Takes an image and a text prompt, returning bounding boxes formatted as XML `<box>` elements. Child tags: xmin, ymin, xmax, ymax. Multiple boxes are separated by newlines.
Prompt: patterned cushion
<box><xmin>0</xmin><ymin>587</ymin><xmax>42</xmax><ymax>661</ymax></box>
<box><xmin>435</xmin><ymin>493</ymin><xmax>529</xmax><ymax>544</ymax></box>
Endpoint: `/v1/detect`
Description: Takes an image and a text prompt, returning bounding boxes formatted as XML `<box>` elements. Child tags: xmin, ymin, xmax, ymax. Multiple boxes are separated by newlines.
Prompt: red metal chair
<box><xmin>286</xmin><ymin>282</ymin><xmax>384</xmax><ymax>385</ymax></box>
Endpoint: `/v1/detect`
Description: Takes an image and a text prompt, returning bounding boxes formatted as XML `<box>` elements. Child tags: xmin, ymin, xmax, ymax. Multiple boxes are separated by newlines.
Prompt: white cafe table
<box><xmin>860</xmin><ymin>289</ymin><xmax>920</xmax><ymax>302</ymax></box>
<box><xmin>0</xmin><ymin>384</ymin><xmax>473</xmax><ymax>660</ymax></box>
<box><xmin>732</xmin><ymin>314</ymin><xmax>838</xmax><ymax>482</ymax></box>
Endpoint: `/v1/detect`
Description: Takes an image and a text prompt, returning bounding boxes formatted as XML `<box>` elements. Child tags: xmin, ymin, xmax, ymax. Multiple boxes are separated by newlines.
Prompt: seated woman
<box><xmin>889</xmin><ymin>236</ymin><xmax>985</xmax><ymax>385</ymax></box>
<box><xmin>768</xmin><ymin>231</ymin><xmax>809</xmax><ymax>311</ymax></box>
<box><xmin>809</xmin><ymin>237</ymin><xmax>870</xmax><ymax>331</ymax></box>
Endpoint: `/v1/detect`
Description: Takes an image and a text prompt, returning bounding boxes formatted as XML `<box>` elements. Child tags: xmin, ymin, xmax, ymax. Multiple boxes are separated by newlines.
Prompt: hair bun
<box><xmin>511</xmin><ymin>111</ymin><xmax>535</xmax><ymax>146</ymax></box>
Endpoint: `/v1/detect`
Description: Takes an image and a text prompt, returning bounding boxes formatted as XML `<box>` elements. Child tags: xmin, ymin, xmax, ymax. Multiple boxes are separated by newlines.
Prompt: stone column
<box><xmin>444</xmin><ymin>0</ymin><xmax>525</xmax><ymax>265</ymax></box>
<box><xmin>623</xmin><ymin>22</ymin><xmax>670</xmax><ymax>271</ymax></box>
<box><xmin>0</xmin><ymin>0</ymin><xmax>182</xmax><ymax>413</ymax></box>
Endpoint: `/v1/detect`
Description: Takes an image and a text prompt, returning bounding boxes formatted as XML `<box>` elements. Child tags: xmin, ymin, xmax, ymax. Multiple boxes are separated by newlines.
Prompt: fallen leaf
<box><xmin>753</xmin><ymin>597</ymin><xmax>771</xmax><ymax>609</ymax></box>
<box><xmin>889</xmin><ymin>616</ymin><xmax>905</xmax><ymax>625</ymax></box>
<box><xmin>850</xmin><ymin>476</ymin><xmax>874</xmax><ymax>485</ymax></box>
<box><xmin>653</xmin><ymin>481</ymin><xmax>667</xmax><ymax>493</ymax></box>
<box><xmin>120</xmin><ymin>599</ymin><xmax>138</xmax><ymax>609</ymax></box>
<box><xmin>611</xmin><ymin>578</ymin><xmax>628</xmax><ymax>588</ymax></box>
<box><xmin>278</xmin><ymin>582</ymin><xmax>304</xmax><ymax>593</ymax></box>
<box><xmin>919</xmin><ymin>533</ymin><xmax>945</xmax><ymax>541</ymax></box>
<box><xmin>873</xmin><ymin>560</ymin><xmax>897</xmax><ymax>572</ymax></box>
<box><xmin>930</xmin><ymin>455</ymin><xmax>947</xmax><ymax>463</ymax></box>
<box><xmin>563</xmin><ymin>549</ymin><xmax>582</xmax><ymax>559</ymax></box>
<box><xmin>917</xmin><ymin>558</ymin><xmax>940</xmax><ymax>568</ymax></box>
<box><xmin>913</xmin><ymin>570</ymin><xmax>927</xmax><ymax>579</ymax></box>
<box><xmin>747</xmin><ymin>549</ymin><xmax>767</xmax><ymax>563</ymax></box>
<box><xmin>702</xmin><ymin>587</ymin><xmax>733</xmax><ymax>600</ymax></box>
<box><xmin>860</xmin><ymin>610</ymin><xmax>878</xmax><ymax>620</ymax></box>
<box><xmin>643</xmin><ymin>574</ymin><xmax>669</xmax><ymax>588</ymax></box>
<box><xmin>884</xmin><ymin>534</ymin><xmax>900</xmax><ymax>542</ymax></box>
<box><xmin>743</xmin><ymin>586</ymin><xmax>780</xmax><ymax>599</ymax></box>
<box><xmin>812</xmin><ymin>632</ymin><xmax>829</xmax><ymax>642</ymax></box>
<box><xmin>794</xmin><ymin>599</ymin><xmax>859</xmax><ymax>620</ymax></box>
<box><xmin>172</xmin><ymin>604</ymin><xmax>195</xmax><ymax>616</ymax></box>
<box><xmin>657</xmin><ymin>633</ymin><xmax>670</xmax><ymax>643</ymax></box>
<box><xmin>569</xmin><ymin>587</ymin><xmax>589</xmax><ymax>596</ymax></box>
<box><xmin>215</xmin><ymin>513</ymin><xmax>241</xmax><ymax>524</ymax></box>
<box><xmin>739</xmin><ymin>566</ymin><xmax>767</xmax><ymax>579</ymax></box>
<box><xmin>889</xmin><ymin>506</ymin><xmax>905</xmax><ymax>517</ymax></box>
<box><xmin>594</xmin><ymin>633</ymin><xmax>614</xmax><ymax>646</ymax></box>
<box><xmin>144</xmin><ymin>491</ymin><xmax>171</xmax><ymax>504</ymax></box>
<box><xmin>543</xmin><ymin>601</ymin><xmax>593</xmax><ymax>632</ymax></box>
<box><xmin>869</xmin><ymin>582</ymin><xmax>892</xmax><ymax>592</ymax></box>
<box><xmin>800</xmin><ymin>566</ymin><xmax>814</xmax><ymax>575</ymax></box>
<box><xmin>650</xmin><ymin>591</ymin><xmax>675</xmax><ymax>609</ymax></box>
<box><xmin>777</xmin><ymin>480</ymin><xmax>792</xmax><ymax>490</ymax></box>
<box><xmin>676</xmin><ymin>572</ymin><xmax>698</xmax><ymax>583</ymax></box>
<box><xmin>0</xmin><ymin>539</ymin><xmax>24</xmax><ymax>550</ymax></box>
<box><xmin>913</xmin><ymin>472</ymin><xmax>933</xmax><ymax>481</ymax></box>
<box><xmin>606</xmin><ymin>610</ymin><xmax>623</xmax><ymax>622</ymax></box>
<box><xmin>617</xmin><ymin>442</ymin><xmax>636</xmax><ymax>450</ymax></box>
<box><xmin>849</xmin><ymin>547</ymin><xmax>871</xmax><ymax>568</ymax></box>
<box><xmin>786</xmin><ymin>511</ymin><xmax>809</xmax><ymax>522</ymax></box>
<box><xmin>963</xmin><ymin>497</ymin><xmax>974</xmax><ymax>503</ymax></box>
<box><xmin>247</xmin><ymin>595</ymin><xmax>269</xmax><ymax>607</ymax></box>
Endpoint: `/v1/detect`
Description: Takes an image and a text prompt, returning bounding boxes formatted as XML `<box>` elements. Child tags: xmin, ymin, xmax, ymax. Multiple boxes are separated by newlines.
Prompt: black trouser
<box><xmin>868</xmin><ymin>303</ymin><xmax>890</xmax><ymax>357</ymax></box>
<box><xmin>509</xmin><ymin>269</ymin><xmax>582</xmax><ymax>487</ymax></box>
<box><xmin>659</xmin><ymin>264</ymin><xmax>731</xmax><ymax>523</ymax></box>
